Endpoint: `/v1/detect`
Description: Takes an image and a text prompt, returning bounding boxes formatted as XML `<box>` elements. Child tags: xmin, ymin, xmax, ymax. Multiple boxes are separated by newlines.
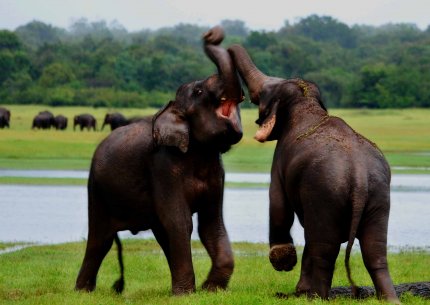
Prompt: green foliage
<box><xmin>2</xmin><ymin>16</ymin><xmax>430</xmax><ymax>108</ymax></box>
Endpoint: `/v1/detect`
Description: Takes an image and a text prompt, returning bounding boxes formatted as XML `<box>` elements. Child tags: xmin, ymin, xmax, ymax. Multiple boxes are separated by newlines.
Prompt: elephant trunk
<box><xmin>228</xmin><ymin>44</ymin><xmax>269</xmax><ymax>104</ymax></box>
<box><xmin>203</xmin><ymin>26</ymin><xmax>242</xmax><ymax>100</ymax></box>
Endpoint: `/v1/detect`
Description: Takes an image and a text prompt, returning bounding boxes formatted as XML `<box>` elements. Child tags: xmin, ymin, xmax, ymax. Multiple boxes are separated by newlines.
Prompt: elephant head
<box><xmin>153</xmin><ymin>26</ymin><xmax>244</xmax><ymax>153</ymax></box>
<box><xmin>101</xmin><ymin>114</ymin><xmax>112</xmax><ymax>131</ymax></box>
<box><xmin>228</xmin><ymin>44</ymin><xmax>326</xmax><ymax>142</ymax></box>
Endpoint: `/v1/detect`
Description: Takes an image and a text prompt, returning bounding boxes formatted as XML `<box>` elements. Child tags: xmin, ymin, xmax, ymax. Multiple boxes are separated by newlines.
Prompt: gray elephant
<box><xmin>75</xmin><ymin>26</ymin><xmax>243</xmax><ymax>295</ymax></box>
<box><xmin>228</xmin><ymin>44</ymin><xmax>399</xmax><ymax>304</ymax></box>
<box><xmin>73</xmin><ymin>114</ymin><xmax>97</xmax><ymax>131</ymax></box>
<box><xmin>32</xmin><ymin>110</ymin><xmax>54</xmax><ymax>129</ymax></box>
<box><xmin>101</xmin><ymin>112</ymin><xmax>128</xmax><ymax>131</ymax></box>
<box><xmin>0</xmin><ymin>107</ymin><xmax>11</xmax><ymax>128</ymax></box>
<box><xmin>53</xmin><ymin>115</ymin><xmax>68</xmax><ymax>130</ymax></box>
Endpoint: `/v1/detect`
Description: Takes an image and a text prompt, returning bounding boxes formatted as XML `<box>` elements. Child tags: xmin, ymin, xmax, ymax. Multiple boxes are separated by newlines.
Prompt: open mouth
<box><xmin>255</xmin><ymin>114</ymin><xmax>276</xmax><ymax>142</ymax></box>
<box><xmin>217</xmin><ymin>100</ymin><xmax>235</xmax><ymax>118</ymax></box>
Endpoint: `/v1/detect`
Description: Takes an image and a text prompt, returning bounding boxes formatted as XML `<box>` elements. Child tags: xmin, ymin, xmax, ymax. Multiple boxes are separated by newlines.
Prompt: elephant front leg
<box><xmin>268</xmin><ymin>174</ymin><xmax>297</xmax><ymax>271</ymax></box>
<box><xmin>152</xmin><ymin>214</ymin><xmax>196</xmax><ymax>295</ymax></box>
<box><xmin>198</xmin><ymin>195</ymin><xmax>234</xmax><ymax>291</ymax></box>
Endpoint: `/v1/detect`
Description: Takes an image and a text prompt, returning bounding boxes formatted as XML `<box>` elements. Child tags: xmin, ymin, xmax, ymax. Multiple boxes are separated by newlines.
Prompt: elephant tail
<box><xmin>345</xmin><ymin>169</ymin><xmax>368</xmax><ymax>297</ymax></box>
<box><xmin>112</xmin><ymin>233</ymin><xmax>125</xmax><ymax>293</ymax></box>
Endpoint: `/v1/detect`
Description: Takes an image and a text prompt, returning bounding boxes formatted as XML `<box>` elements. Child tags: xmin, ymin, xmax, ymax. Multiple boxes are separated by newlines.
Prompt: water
<box><xmin>1</xmin><ymin>170</ymin><xmax>429</xmax><ymax>190</ymax></box>
<box><xmin>0</xmin><ymin>175</ymin><xmax>429</xmax><ymax>247</ymax></box>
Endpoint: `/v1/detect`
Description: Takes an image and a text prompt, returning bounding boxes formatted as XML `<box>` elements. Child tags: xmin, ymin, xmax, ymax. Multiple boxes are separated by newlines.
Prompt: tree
<box><xmin>292</xmin><ymin>15</ymin><xmax>357</xmax><ymax>48</ymax></box>
<box><xmin>39</xmin><ymin>62</ymin><xmax>76</xmax><ymax>87</ymax></box>
<box><xmin>0</xmin><ymin>30</ymin><xmax>21</xmax><ymax>50</ymax></box>
<box><xmin>15</xmin><ymin>21</ymin><xmax>63</xmax><ymax>49</ymax></box>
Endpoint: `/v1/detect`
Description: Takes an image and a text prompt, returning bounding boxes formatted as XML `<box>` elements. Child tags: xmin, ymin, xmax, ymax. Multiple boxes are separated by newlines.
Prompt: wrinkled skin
<box><xmin>229</xmin><ymin>44</ymin><xmax>399</xmax><ymax>304</ymax></box>
<box><xmin>53</xmin><ymin>115</ymin><xmax>68</xmax><ymax>130</ymax></box>
<box><xmin>74</xmin><ymin>114</ymin><xmax>97</xmax><ymax>131</ymax></box>
<box><xmin>32</xmin><ymin>110</ymin><xmax>54</xmax><ymax>129</ymax></box>
<box><xmin>75</xmin><ymin>26</ymin><xmax>243</xmax><ymax>295</ymax></box>
<box><xmin>0</xmin><ymin>107</ymin><xmax>11</xmax><ymax>128</ymax></box>
<box><xmin>101</xmin><ymin>113</ymin><xmax>128</xmax><ymax>131</ymax></box>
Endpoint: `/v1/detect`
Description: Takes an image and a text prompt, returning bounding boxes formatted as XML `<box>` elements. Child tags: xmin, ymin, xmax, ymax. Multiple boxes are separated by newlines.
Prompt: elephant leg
<box><xmin>75</xmin><ymin>228</ymin><xmax>115</xmax><ymax>291</ymax></box>
<box><xmin>198</xmin><ymin>195</ymin><xmax>234</xmax><ymax>291</ymax></box>
<box><xmin>359</xmin><ymin>218</ymin><xmax>399</xmax><ymax>303</ymax></box>
<box><xmin>295</xmin><ymin>244</ymin><xmax>312</xmax><ymax>295</ymax></box>
<box><xmin>153</xmin><ymin>213</ymin><xmax>195</xmax><ymax>295</ymax></box>
<box><xmin>152</xmin><ymin>221</ymin><xmax>171</xmax><ymax>266</ymax></box>
<box><xmin>268</xmin><ymin>173</ymin><xmax>297</xmax><ymax>271</ymax></box>
<box><xmin>307</xmin><ymin>242</ymin><xmax>340</xmax><ymax>299</ymax></box>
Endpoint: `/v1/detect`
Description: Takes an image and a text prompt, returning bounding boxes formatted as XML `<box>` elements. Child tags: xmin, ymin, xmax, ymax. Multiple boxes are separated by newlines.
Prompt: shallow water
<box><xmin>0</xmin><ymin>183</ymin><xmax>429</xmax><ymax>247</ymax></box>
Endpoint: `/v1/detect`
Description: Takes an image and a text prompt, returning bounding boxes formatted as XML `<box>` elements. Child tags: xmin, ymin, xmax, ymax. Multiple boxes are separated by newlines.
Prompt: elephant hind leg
<box><xmin>307</xmin><ymin>242</ymin><xmax>341</xmax><ymax>299</ymax></box>
<box><xmin>75</xmin><ymin>225</ymin><xmax>115</xmax><ymax>292</ymax></box>
<box><xmin>359</xmin><ymin>225</ymin><xmax>399</xmax><ymax>303</ymax></box>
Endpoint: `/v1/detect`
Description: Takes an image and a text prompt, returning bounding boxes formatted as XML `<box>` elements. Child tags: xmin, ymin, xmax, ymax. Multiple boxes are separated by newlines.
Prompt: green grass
<box><xmin>0</xmin><ymin>105</ymin><xmax>429</xmax><ymax>175</ymax></box>
<box><xmin>0</xmin><ymin>177</ymin><xmax>87</xmax><ymax>185</ymax></box>
<box><xmin>0</xmin><ymin>239</ymin><xmax>428</xmax><ymax>304</ymax></box>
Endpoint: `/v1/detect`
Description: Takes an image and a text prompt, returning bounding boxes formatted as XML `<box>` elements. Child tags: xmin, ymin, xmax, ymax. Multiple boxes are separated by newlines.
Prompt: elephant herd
<box><xmin>0</xmin><ymin>107</ymin><xmax>142</xmax><ymax>131</ymax></box>
<box><xmin>73</xmin><ymin>26</ymin><xmax>403</xmax><ymax>304</ymax></box>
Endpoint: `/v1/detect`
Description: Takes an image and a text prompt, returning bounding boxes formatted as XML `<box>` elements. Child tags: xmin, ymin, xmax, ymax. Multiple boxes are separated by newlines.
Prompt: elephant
<box><xmin>74</xmin><ymin>114</ymin><xmax>97</xmax><ymax>131</ymax></box>
<box><xmin>32</xmin><ymin>110</ymin><xmax>55</xmax><ymax>129</ymax></box>
<box><xmin>0</xmin><ymin>107</ymin><xmax>11</xmax><ymax>128</ymax></box>
<box><xmin>228</xmin><ymin>44</ymin><xmax>400</xmax><ymax>304</ymax></box>
<box><xmin>75</xmin><ymin>26</ymin><xmax>244</xmax><ymax>295</ymax></box>
<box><xmin>53</xmin><ymin>115</ymin><xmax>68</xmax><ymax>130</ymax></box>
<box><xmin>101</xmin><ymin>112</ymin><xmax>128</xmax><ymax>131</ymax></box>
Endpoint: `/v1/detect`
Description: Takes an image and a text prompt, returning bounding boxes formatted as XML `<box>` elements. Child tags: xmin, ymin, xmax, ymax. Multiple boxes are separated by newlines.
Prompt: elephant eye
<box><xmin>193</xmin><ymin>88</ymin><xmax>203</xmax><ymax>96</ymax></box>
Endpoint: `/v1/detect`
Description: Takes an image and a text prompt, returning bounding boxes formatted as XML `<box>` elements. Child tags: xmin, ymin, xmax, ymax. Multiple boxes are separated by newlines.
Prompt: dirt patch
<box><xmin>276</xmin><ymin>282</ymin><xmax>430</xmax><ymax>299</ymax></box>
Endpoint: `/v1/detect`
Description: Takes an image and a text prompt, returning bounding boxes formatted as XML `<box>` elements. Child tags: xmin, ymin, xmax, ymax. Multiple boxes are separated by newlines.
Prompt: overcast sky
<box><xmin>1</xmin><ymin>0</ymin><xmax>429</xmax><ymax>32</ymax></box>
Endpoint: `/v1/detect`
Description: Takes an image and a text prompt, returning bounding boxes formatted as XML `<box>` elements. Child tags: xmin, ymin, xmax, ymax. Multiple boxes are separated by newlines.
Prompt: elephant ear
<box><xmin>152</xmin><ymin>101</ymin><xmax>189</xmax><ymax>153</ymax></box>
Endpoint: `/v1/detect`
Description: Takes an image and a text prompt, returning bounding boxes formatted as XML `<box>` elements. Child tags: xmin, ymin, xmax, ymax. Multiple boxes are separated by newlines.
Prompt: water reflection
<box><xmin>0</xmin><ymin>184</ymin><xmax>429</xmax><ymax>247</ymax></box>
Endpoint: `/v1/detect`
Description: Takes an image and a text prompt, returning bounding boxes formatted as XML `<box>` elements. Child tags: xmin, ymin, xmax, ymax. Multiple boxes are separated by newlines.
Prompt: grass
<box><xmin>0</xmin><ymin>105</ymin><xmax>429</xmax><ymax>176</ymax></box>
<box><xmin>0</xmin><ymin>239</ymin><xmax>428</xmax><ymax>305</ymax></box>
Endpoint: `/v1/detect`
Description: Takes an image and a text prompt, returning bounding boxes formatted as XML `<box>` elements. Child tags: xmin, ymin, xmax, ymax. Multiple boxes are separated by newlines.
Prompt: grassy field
<box><xmin>0</xmin><ymin>239</ymin><xmax>429</xmax><ymax>305</ymax></box>
<box><xmin>0</xmin><ymin>105</ymin><xmax>429</xmax><ymax>176</ymax></box>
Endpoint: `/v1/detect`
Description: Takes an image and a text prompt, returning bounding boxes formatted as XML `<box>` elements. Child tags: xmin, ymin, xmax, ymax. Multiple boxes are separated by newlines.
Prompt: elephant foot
<box><xmin>112</xmin><ymin>277</ymin><xmax>124</xmax><ymax>294</ymax></box>
<box><xmin>269</xmin><ymin>243</ymin><xmax>297</xmax><ymax>271</ymax></box>
<box><xmin>202</xmin><ymin>279</ymin><xmax>228</xmax><ymax>292</ymax></box>
<box><xmin>75</xmin><ymin>281</ymin><xmax>96</xmax><ymax>293</ymax></box>
<box><xmin>295</xmin><ymin>279</ymin><xmax>311</xmax><ymax>296</ymax></box>
<box><xmin>172</xmin><ymin>285</ymin><xmax>196</xmax><ymax>296</ymax></box>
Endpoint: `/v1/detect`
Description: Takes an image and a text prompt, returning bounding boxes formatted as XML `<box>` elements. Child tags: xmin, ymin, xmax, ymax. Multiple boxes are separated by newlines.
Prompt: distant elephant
<box><xmin>53</xmin><ymin>115</ymin><xmax>68</xmax><ymax>130</ymax></box>
<box><xmin>101</xmin><ymin>112</ymin><xmax>127</xmax><ymax>131</ymax></box>
<box><xmin>228</xmin><ymin>44</ymin><xmax>399</xmax><ymax>304</ymax></box>
<box><xmin>32</xmin><ymin>110</ymin><xmax>54</xmax><ymax>129</ymax></box>
<box><xmin>0</xmin><ymin>107</ymin><xmax>11</xmax><ymax>128</ymax></box>
<box><xmin>74</xmin><ymin>114</ymin><xmax>97</xmax><ymax>131</ymax></box>
<box><xmin>75</xmin><ymin>26</ymin><xmax>243</xmax><ymax>295</ymax></box>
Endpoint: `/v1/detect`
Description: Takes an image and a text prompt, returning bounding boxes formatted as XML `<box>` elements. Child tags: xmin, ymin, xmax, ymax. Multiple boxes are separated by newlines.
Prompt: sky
<box><xmin>0</xmin><ymin>0</ymin><xmax>429</xmax><ymax>32</ymax></box>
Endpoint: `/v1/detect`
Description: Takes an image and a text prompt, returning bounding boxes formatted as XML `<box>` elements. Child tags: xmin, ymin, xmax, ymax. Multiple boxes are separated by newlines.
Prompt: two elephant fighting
<box><xmin>75</xmin><ymin>26</ymin><xmax>400</xmax><ymax>304</ymax></box>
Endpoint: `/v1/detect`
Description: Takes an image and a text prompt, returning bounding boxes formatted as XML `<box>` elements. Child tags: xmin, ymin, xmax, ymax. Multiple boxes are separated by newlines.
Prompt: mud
<box><xmin>275</xmin><ymin>282</ymin><xmax>430</xmax><ymax>300</ymax></box>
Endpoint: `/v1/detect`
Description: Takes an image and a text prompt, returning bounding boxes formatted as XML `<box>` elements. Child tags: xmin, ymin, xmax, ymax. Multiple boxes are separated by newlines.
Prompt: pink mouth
<box><xmin>217</xmin><ymin>100</ymin><xmax>235</xmax><ymax>118</ymax></box>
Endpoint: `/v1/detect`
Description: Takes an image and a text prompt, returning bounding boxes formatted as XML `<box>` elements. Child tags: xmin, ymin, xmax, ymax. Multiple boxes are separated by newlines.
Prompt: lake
<box><xmin>0</xmin><ymin>172</ymin><xmax>429</xmax><ymax>248</ymax></box>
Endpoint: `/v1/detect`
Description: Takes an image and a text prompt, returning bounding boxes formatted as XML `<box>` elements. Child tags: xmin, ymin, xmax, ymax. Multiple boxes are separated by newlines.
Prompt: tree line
<box><xmin>1</xmin><ymin>15</ymin><xmax>429</xmax><ymax>108</ymax></box>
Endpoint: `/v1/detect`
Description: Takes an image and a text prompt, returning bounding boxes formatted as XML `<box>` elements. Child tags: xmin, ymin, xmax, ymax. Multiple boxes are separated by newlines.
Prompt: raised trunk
<box><xmin>228</xmin><ymin>44</ymin><xmax>269</xmax><ymax>104</ymax></box>
<box><xmin>203</xmin><ymin>27</ymin><xmax>241</xmax><ymax>99</ymax></box>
